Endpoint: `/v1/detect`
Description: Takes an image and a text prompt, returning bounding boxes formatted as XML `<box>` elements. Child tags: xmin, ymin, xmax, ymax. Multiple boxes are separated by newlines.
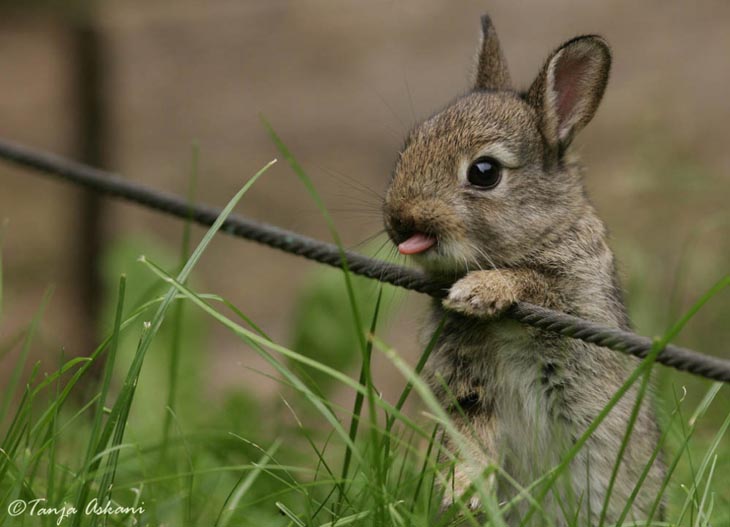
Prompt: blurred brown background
<box><xmin>1</xmin><ymin>1</ymin><xmax>728</xmax><ymax>401</ymax></box>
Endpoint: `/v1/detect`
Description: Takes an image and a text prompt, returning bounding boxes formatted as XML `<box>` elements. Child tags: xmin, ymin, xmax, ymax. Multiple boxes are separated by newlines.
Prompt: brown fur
<box><xmin>383</xmin><ymin>15</ymin><xmax>664</xmax><ymax>526</ymax></box>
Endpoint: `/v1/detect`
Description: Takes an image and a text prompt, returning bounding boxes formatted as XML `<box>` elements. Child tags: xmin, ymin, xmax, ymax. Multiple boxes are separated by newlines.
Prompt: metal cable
<box><xmin>1</xmin><ymin>138</ymin><xmax>728</xmax><ymax>383</ymax></box>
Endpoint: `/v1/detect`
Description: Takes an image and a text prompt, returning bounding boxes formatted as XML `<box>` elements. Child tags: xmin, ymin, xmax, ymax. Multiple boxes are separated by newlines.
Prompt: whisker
<box><xmin>467</xmin><ymin>242</ymin><xmax>515</xmax><ymax>296</ymax></box>
<box><xmin>288</xmin><ymin>209</ymin><xmax>381</xmax><ymax>222</ymax></box>
<box><xmin>328</xmin><ymin>192</ymin><xmax>383</xmax><ymax>205</ymax></box>
<box><xmin>372</xmin><ymin>238</ymin><xmax>395</xmax><ymax>261</ymax></box>
<box><xmin>316</xmin><ymin>164</ymin><xmax>385</xmax><ymax>204</ymax></box>
<box><xmin>402</xmin><ymin>65</ymin><xmax>417</xmax><ymax>126</ymax></box>
<box><xmin>368</xmin><ymin>84</ymin><xmax>408</xmax><ymax>134</ymax></box>
<box><xmin>350</xmin><ymin>230</ymin><xmax>388</xmax><ymax>252</ymax></box>
<box><xmin>327</xmin><ymin>204</ymin><xmax>383</xmax><ymax>214</ymax></box>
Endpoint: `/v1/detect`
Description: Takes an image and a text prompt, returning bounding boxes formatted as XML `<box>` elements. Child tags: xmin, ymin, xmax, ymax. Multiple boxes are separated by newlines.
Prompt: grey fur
<box><xmin>383</xmin><ymin>16</ymin><xmax>664</xmax><ymax>526</ymax></box>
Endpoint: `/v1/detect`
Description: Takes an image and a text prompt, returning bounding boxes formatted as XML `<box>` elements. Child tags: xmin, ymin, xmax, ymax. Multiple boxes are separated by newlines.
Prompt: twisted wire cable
<box><xmin>1</xmin><ymin>138</ymin><xmax>728</xmax><ymax>383</ymax></box>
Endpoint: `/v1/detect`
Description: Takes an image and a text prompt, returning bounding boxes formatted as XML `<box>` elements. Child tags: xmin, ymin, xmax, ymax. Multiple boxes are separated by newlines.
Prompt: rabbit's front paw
<box><xmin>443</xmin><ymin>270</ymin><xmax>516</xmax><ymax>318</ymax></box>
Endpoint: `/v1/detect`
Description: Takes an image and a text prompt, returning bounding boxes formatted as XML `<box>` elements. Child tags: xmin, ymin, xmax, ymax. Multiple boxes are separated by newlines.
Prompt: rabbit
<box><xmin>382</xmin><ymin>14</ymin><xmax>665</xmax><ymax>526</ymax></box>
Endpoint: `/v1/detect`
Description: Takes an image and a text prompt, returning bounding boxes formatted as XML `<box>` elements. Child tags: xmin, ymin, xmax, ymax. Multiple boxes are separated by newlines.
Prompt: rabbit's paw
<box><xmin>443</xmin><ymin>270</ymin><xmax>516</xmax><ymax>318</ymax></box>
<box><xmin>440</xmin><ymin>494</ymin><xmax>483</xmax><ymax>513</ymax></box>
<box><xmin>439</xmin><ymin>466</ymin><xmax>496</xmax><ymax>515</ymax></box>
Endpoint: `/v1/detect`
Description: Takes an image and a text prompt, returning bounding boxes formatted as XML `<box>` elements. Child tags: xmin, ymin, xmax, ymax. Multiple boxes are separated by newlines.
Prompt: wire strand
<box><xmin>0</xmin><ymin>138</ymin><xmax>728</xmax><ymax>383</ymax></box>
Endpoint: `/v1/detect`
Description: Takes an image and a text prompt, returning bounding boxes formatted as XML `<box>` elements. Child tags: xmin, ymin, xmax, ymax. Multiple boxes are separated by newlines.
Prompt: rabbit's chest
<box><xmin>427</xmin><ymin>316</ymin><xmax>568</xmax><ymax>420</ymax></box>
<box><xmin>425</xmin><ymin>317</ymin><xmax>547</xmax><ymax>401</ymax></box>
<box><xmin>426</xmin><ymin>315</ymin><xmax>571</xmax><ymax>470</ymax></box>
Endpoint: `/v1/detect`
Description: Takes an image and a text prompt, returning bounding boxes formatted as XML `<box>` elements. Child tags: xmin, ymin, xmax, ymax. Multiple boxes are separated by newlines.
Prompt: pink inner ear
<box><xmin>554</xmin><ymin>53</ymin><xmax>591</xmax><ymax>125</ymax></box>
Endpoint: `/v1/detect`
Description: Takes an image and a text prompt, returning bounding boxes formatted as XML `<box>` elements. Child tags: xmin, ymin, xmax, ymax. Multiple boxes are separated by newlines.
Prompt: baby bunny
<box><xmin>383</xmin><ymin>15</ymin><xmax>665</xmax><ymax>525</ymax></box>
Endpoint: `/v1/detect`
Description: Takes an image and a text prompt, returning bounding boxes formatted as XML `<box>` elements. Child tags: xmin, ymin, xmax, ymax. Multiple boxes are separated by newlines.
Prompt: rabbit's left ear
<box><xmin>527</xmin><ymin>36</ymin><xmax>611</xmax><ymax>151</ymax></box>
<box><xmin>474</xmin><ymin>15</ymin><xmax>512</xmax><ymax>91</ymax></box>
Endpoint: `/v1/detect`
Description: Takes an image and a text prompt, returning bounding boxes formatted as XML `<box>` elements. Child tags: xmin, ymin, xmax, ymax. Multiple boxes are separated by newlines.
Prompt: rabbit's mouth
<box><xmin>397</xmin><ymin>232</ymin><xmax>437</xmax><ymax>255</ymax></box>
<box><xmin>396</xmin><ymin>234</ymin><xmax>472</xmax><ymax>277</ymax></box>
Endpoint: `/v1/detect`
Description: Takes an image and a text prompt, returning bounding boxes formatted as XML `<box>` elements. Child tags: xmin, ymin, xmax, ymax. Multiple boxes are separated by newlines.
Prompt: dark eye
<box><xmin>467</xmin><ymin>156</ymin><xmax>502</xmax><ymax>189</ymax></box>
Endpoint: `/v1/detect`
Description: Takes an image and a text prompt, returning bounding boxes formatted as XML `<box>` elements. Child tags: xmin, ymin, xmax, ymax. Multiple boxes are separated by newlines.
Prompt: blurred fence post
<box><xmin>71</xmin><ymin>13</ymin><xmax>109</xmax><ymax>364</ymax></box>
<box><xmin>0</xmin><ymin>2</ymin><xmax>111</xmax><ymax>365</ymax></box>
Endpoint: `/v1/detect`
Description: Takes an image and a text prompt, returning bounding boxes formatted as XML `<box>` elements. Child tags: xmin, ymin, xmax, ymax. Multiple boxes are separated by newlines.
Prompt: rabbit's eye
<box><xmin>467</xmin><ymin>156</ymin><xmax>502</xmax><ymax>189</ymax></box>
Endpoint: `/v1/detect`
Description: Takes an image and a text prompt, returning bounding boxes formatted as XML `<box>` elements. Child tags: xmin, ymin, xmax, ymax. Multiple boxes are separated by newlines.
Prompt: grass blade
<box><xmin>338</xmin><ymin>288</ymin><xmax>382</xmax><ymax>517</ymax></box>
<box><xmin>90</xmin><ymin>158</ymin><xmax>275</xmax><ymax>524</ymax></box>
<box><xmin>0</xmin><ymin>287</ymin><xmax>52</xmax><ymax>426</ymax></box>
<box><xmin>262</xmin><ymin>118</ymin><xmax>368</xmax><ymax>356</ymax></box>
<box><xmin>162</xmin><ymin>143</ymin><xmax>199</xmax><ymax>453</ymax></box>
<box><xmin>139</xmin><ymin>258</ymin><xmax>432</xmax><ymax>449</ymax></box>
<box><xmin>0</xmin><ymin>220</ymin><xmax>5</xmax><ymax>326</ymax></box>
<box><xmin>276</xmin><ymin>501</ymin><xmax>306</xmax><ymax>526</ymax></box>
<box><xmin>71</xmin><ymin>276</ymin><xmax>126</xmax><ymax>527</ymax></box>
<box><xmin>216</xmin><ymin>439</ymin><xmax>282</xmax><ymax>527</ymax></box>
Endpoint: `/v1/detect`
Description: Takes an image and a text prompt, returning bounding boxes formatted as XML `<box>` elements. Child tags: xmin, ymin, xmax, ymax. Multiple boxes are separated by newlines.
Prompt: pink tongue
<box><xmin>398</xmin><ymin>233</ymin><xmax>436</xmax><ymax>255</ymax></box>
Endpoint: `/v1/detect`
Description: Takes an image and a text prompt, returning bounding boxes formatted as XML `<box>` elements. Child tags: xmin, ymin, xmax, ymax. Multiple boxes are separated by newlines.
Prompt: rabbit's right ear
<box><xmin>526</xmin><ymin>36</ymin><xmax>611</xmax><ymax>152</ymax></box>
<box><xmin>474</xmin><ymin>15</ymin><xmax>512</xmax><ymax>91</ymax></box>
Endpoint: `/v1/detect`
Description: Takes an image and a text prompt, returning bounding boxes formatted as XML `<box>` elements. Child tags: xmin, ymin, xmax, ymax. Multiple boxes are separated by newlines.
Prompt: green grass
<box><xmin>0</xmin><ymin>141</ymin><xmax>728</xmax><ymax>526</ymax></box>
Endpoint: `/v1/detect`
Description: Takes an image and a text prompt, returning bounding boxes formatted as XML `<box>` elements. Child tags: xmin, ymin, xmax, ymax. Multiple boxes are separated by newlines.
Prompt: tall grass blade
<box><xmin>675</xmin><ymin>410</ymin><xmax>730</xmax><ymax>525</ymax></box>
<box><xmin>598</xmin><ymin>354</ymin><xmax>655</xmax><ymax>527</ymax></box>
<box><xmin>0</xmin><ymin>287</ymin><xmax>52</xmax><ymax>425</ymax></box>
<box><xmin>140</xmin><ymin>259</ymin><xmax>439</xmax><ymax>457</ymax></box>
<box><xmin>216</xmin><ymin>439</ymin><xmax>281</xmax><ymax>527</ymax></box>
<box><xmin>262</xmin><ymin>118</ymin><xmax>367</xmax><ymax>354</ymax></box>
<box><xmin>141</xmin><ymin>258</ymin><xmax>364</xmax><ymax>462</ymax></box>
<box><xmin>316</xmin><ymin>510</ymin><xmax>371</xmax><ymax>527</ymax></box>
<box><xmin>615</xmin><ymin>385</ymin><xmax>686</xmax><ymax>525</ymax></box>
<box><xmin>89</xmin><ymin>158</ymin><xmax>274</xmax><ymax>525</ymax></box>
<box><xmin>693</xmin><ymin>454</ymin><xmax>718</xmax><ymax>527</ymax></box>
<box><xmin>162</xmin><ymin>143</ymin><xmax>199</xmax><ymax>452</ymax></box>
<box><xmin>0</xmin><ymin>221</ymin><xmax>5</xmax><ymax>326</ymax></box>
<box><xmin>276</xmin><ymin>501</ymin><xmax>306</xmax><ymax>526</ymax></box>
<box><xmin>338</xmin><ymin>288</ymin><xmax>382</xmax><ymax>517</ymax></box>
<box><xmin>71</xmin><ymin>276</ymin><xmax>126</xmax><ymax>527</ymax></box>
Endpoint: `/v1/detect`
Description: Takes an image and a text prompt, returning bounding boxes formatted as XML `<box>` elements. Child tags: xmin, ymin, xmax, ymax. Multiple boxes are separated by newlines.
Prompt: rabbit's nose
<box><xmin>387</xmin><ymin>214</ymin><xmax>418</xmax><ymax>245</ymax></box>
<box><xmin>386</xmin><ymin>213</ymin><xmax>437</xmax><ymax>255</ymax></box>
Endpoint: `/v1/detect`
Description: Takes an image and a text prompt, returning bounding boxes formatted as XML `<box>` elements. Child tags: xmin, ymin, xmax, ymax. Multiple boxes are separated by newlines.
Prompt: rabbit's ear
<box><xmin>474</xmin><ymin>15</ymin><xmax>512</xmax><ymax>91</ymax></box>
<box><xmin>527</xmin><ymin>36</ymin><xmax>611</xmax><ymax>151</ymax></box>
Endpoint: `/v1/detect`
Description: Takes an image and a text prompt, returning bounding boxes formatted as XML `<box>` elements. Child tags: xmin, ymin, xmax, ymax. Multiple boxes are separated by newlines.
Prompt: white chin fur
<box><xmin>412</xmin><ymin>240</ymin><xmax>474</xmax><ymax>275</ymax></box>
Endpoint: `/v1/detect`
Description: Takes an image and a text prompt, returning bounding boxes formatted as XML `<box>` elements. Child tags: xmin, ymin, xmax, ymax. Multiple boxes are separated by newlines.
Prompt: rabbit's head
<box><xmin>383</xmin><ymin>15</ymin><xmax>611</xmax><ymax>275</ymax></box>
